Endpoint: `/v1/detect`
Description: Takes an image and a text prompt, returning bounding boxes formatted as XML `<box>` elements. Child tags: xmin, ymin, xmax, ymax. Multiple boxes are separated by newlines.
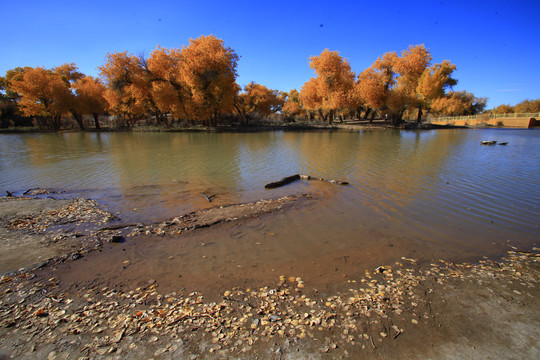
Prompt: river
<box><xmin>1</xmin><ymin>129</ymin><xmax>539</xmax><ymax>290</ymax></box>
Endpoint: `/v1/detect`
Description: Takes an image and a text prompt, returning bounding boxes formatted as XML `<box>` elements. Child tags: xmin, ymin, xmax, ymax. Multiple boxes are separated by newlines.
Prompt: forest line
<box><xmin>1</xmin><ymin>35</ymin><xmax>537</xmax><ymax>131</ymax></box>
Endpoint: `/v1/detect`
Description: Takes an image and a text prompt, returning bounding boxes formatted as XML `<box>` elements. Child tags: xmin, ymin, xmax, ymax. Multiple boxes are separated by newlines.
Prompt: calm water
<box><xmin>1</xmin><ymin>129</ymin><xmax>539</xmax><ymax>277</ymax></box>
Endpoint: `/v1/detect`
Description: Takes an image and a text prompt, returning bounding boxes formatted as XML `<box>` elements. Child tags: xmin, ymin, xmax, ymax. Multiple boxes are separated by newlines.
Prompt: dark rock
<box><xmin>108</xmin><ymin>235</ymin><xmax>124</xmax><ymax>243</ymax></box>
<box><xmin>71</xmin><ymin>253</ymin><xmax>83</xmax><ymax>260</ymax></box>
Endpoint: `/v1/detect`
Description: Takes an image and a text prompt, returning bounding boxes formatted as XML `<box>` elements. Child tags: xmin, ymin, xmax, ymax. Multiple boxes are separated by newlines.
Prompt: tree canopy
<box><xmin>299</xmin><ymin>49</ymin><xmax>356</xmax><ymax>124</ymax></box>
<box><xmin>1</xmin><ymin>37</ymin><xmax>516</xmax><ymax>130</ymax></box>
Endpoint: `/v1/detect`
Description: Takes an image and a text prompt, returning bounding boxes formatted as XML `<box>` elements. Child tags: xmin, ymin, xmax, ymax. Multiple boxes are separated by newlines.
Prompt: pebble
<box><xmin>0</xmin><ymin>246</ymin><xmax>537</xmax><ymax>359</ymax></box>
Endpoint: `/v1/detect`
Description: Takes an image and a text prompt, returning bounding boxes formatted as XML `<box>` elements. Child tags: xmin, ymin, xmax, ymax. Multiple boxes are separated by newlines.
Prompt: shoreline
<box><xmin>0</xmin><ymin>194</ymin><xmax>539</xmax><ymax>358</ymax></box>
<box><xmin>0</xmin><ymin>121</ymin><xmax>472</xmax><ymax>134</ymax></box>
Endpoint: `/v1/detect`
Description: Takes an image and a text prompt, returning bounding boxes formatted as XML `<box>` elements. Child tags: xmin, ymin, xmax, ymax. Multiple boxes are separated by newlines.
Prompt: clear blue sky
<box><xmin>1</xmin><ymin>0</ymin><xmax>539</xmax><ymax>109</ymax></box>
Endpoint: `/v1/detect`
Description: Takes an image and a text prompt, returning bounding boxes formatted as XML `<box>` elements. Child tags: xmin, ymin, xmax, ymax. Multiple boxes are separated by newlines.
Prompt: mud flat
<box><xmin>0</xmin><ymin>196</ymin><xmax>117</xmax><ymax>275</ymax></box>
<box><xmin>0</xmin><ymin>194</ymin><xmax>310</xmax><ymax>276</ymax></box>
<box><xmin>0</xmin><ymin>194</ymin><xmax>539</xmax><ymax>359</ymax></box>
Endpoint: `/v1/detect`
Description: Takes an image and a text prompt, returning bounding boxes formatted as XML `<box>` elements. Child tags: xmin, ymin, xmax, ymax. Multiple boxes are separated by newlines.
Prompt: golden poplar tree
<box><xmin>146</xmin><ymin>46</ymin><xmax>189</xmax><ymax>121</ymax></box>
<box><xmin>299</xmin><ymin>49</ymin><xmax>355</xmax><ymax>124</ymax></box>
<box><xmin>54</xmin><ymin>63</ymin><xmax>86</xmax><ymax>130</ymax></box>
<box><xmin>235</xmin><ymin>82</ymin><xmax>283</xmax><ymax>124</ymax></box>
<box><xmin>282</xmin><ymin>89</ymin><xmax>304</xmax><ymax>121</ymax></box>
<box><xmin>9</xmin><ymin>67</ymin><xmax>71</xmax><ymax>130</ymax></box>
<box><xmin>431</xmin><ymin>91</ymin><xmax>486</xmax><ymax>115</ymax></box>
<box><xmin>180</xmin><ymin>35</ymin><xmax>239</xmax><ymax>125</ymax></box>
<box><xmin>73</xmin><ymin>76</ymin><xmax>109</xmax><ymax>129</ymax></box>
<box><xmin>99</xmin><ymin>52</ymin><xmax>150</xmax><ymax>126</ymax></box>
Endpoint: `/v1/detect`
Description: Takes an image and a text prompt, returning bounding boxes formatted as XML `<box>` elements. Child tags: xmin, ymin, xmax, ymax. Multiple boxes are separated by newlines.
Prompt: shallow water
<box><xmin>1</xmin><ymin>129</ymin><xmax>539</xmax><ymax>289</ymax></box>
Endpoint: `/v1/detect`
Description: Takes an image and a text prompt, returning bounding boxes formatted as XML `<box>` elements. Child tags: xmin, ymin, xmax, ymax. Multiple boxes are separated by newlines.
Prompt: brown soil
<box><xmin>0</xmin><ymin>195</ymin><xmax>538</xmax><ymax>359</ymax></box>
<box><xmin>0</xmin><ymin>197</ymin><xmax>112</xmax><ymax>274</ymax></box>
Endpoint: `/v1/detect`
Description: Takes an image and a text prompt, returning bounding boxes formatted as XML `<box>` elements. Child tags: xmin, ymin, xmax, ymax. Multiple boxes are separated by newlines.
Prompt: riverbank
<box><xmin>0</xmin><ymin>123</ymin><xmax>340</xmax><ymax>134</ymax></box>
<box><xmin>0</xmin><ymin>120</ymin><xmax>472</xmax><ymax>134</ymax></box>
<box><xmin>0</xmin><ymin>195</ymin><xmax>538</xmax><ymax>359</ymax></box>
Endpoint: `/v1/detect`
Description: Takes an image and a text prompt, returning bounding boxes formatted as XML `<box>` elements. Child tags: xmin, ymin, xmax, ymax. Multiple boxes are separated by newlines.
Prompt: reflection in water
<box><xmin>1</xmin><ymin>130</ymin><xmax>539</xmax><ymax>274</ymax></box>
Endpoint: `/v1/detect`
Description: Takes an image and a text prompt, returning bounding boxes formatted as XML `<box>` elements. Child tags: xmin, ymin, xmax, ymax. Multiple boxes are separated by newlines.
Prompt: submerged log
<box><xmin>264</xmin><ymin>174</ymin><xmax>349</xmax><ymax>189</ymax></box>
<box><xmin>264</xmin><ymin>175</ymin><xmax>301</xmax><ymax>189</ymax></box>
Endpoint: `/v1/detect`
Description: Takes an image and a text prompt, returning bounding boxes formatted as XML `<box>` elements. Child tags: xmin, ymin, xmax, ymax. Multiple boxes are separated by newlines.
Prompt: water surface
<box><xmin>1</xmin><ymin>129</ymin><xmax>538</xmax><ymax>290</ymax></box>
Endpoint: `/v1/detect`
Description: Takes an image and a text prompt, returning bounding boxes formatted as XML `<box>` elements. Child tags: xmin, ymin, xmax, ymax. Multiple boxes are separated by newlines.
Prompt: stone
<box><xmin>109</xmin><ymin>235</ymin><xmax>124</xmax><ymax>243</ymax></box>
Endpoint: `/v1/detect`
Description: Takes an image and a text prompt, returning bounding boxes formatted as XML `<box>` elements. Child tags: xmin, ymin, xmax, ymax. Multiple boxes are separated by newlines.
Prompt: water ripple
<box><xmin>1</xmin><ymin>130</ymin><xmax>539</xmax><ymax>254</ymax></box>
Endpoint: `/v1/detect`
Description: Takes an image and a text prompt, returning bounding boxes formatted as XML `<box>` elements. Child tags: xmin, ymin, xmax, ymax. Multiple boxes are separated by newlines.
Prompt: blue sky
<box><xmin>1</xmin><ymin>0</ymin><xmax>539</xmax><ymax>108</ymax></box>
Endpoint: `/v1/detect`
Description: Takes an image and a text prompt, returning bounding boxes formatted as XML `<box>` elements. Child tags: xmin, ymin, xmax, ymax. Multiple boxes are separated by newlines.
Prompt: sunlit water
<box><xmin>1</xmin><ymin>129</ymin><xmax>539</xmax><ymax>279</ymax></box>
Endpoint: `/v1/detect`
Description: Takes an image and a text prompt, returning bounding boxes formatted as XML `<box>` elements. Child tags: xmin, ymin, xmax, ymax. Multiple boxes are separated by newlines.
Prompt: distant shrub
<box><xmin>497</xmin><ymin>121</ymin><xmax>504</xmax><ymax>127</ymax></box>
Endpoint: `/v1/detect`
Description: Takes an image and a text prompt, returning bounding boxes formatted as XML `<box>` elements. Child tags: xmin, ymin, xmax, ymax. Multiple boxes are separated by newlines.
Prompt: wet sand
<box><xmin>0</xmin><ymin>195</ymin><xmax>539</xmax><ymax>359</ymax></box>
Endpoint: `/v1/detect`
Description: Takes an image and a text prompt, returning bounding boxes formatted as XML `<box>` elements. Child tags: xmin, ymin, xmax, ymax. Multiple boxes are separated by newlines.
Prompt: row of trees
<box><xmin>288</xmin><ymin>45</ymin><xmax>487</xmax><ymax>126</ymax></box>
<box><xmin>1</xmin><ymin>35</ymin><xmax>284</xmax><ymax>130</ymax></box>
<box><xmin>1</xmin><ymin>36</ymin><xmax>489</xmax><ymax>130</ymax></box>
<box><xmin>0</xmin><ymin>65</ymin><xmax>108</xmax><ymax>130</ymax></box>
<box><xmin>490</xmin><ymin>99</ymin><xmax>540</xmax><ymax>114</ymax></box>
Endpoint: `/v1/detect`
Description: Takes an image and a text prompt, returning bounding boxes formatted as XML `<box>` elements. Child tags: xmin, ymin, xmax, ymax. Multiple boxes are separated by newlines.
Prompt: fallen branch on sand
<box><xmin>264</xmin><ymin>174</ymin><xmax>349</xmax><ymax>189</ymax></box>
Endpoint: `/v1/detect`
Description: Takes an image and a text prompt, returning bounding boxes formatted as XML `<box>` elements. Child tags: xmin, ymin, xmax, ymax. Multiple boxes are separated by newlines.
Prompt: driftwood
<box><xmin>201</xmin><ymin>193</ymin><xmax>216</xmax><ymax>202</ymax></box>
<box><xmin>264</xmin><ymin>174</ymin><xmax>349</xmax><ymax>189</ymax></box>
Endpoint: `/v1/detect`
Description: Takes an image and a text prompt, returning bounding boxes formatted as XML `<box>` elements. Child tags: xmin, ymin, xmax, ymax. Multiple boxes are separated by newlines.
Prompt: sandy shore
<box><xmin>0</xmin><ymin>195</ymin><xmax>538</xmax><ymax>359</ymax></box>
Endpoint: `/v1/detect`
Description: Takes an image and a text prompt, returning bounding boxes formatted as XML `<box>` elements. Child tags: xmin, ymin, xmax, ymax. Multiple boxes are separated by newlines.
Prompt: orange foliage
<box><xmin>394</xmin><ymin>45</ymin><xmax>432</xmax><ymax>96</ymax></box>
<box><xmin>299</xmin><ymin>78</ymin><xmax>321</xmax><ymax>110</ymax></box>
<box><xmin>237</xmin><ymin>82</ymin><xmax>283</xmax><ymax>119</ymax></box>
<box><xmin>73</xmin><ymin>76</ymin><xmax>108</xmax><ymax>115</ymax></box>
<box><xmin>147</xmin><ymin>46</ymin><xmax>189</xmax><ymax>119</ymax></box>
<box><xmin>431</xmin><ymin>91</ymin><xmax>486</xmax><ymax>115</ymax></box>
<box><xmin>299</xmin><ymin>49</ymin><xmax>355</xmax><ymax>123</ymax></box>
<box><xmin>372</xmin><ymin>51</ymin><xmax>399</xmax><ymax>89</ymax></box>
<box><xmin>282</xmin><ymin>89</ymin><xmax>304</xmax><ymax>119</ymax></box>
<box><xmin>9</xmin><ymin>67</ymin><xmax>71</xmax><ymax>129</ymax></box>
<box><xmin>99</xmin><ymin>52</ymin><xmax>149</xmax><ymax>121</ymax></box>
<box><xmin>4</xmin><ymin>38</ymin><xmax>488</xmax><ymax>128</ymax></box>
<box><xmin>514</xmin><ymin>99</ymin><xmax>540</xmax><ymax>113</ymax></box>
<box><xmin>356</xmin><ymin>67</ymin><xmax>387</xmax><ymax>110</ymax></box>
<box><xmin>180</xmin><ymin>35</ymin><xmax>239</xmax><ymax>123</ymax></box>
<box><xmin>417</xmin><ymin>60</ymin><xmax>457</xmax><ymax>102</ymax></box>
<box><xmin>73</xmin><ymin>76</ymin><xmax>108</xmax><ymax>128</ymax></box>
<box><xmin>54</xmin><ymin>63</ymin><xmax>84</xmax><ymax>84</ymax></box>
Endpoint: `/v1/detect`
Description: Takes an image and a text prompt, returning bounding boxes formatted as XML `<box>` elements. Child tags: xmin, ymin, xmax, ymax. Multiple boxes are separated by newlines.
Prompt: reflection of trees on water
<box><xmin>18</xmin><ymin>133</ymin><xmax>118</xmax><ymax>190</ymax></box>
<box><xmin>273</xmin><ymin>130</ymin><xmax>468</xmax><ymax>225</ymax></box>
<box><xmin>107</xmin><ymin>133</ymin><xmax>246</xmax><ymax>215</ymax></box>
<box><xmin>354</xmin><ymin>130</ymin><xmax>466</xmax><ymax>212</ymax></box>
<box><xmin>16</xmin><ymin>130</ymin><xmax>466</xmax><ymax>220</ymax></box>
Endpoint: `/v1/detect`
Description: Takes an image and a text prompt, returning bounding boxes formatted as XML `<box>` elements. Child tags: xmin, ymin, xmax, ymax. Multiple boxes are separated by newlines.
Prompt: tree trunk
<box><xmin>363</xmin><ymin>108</ymin><xmax>371</xmax><ymax>120</ymax></box>
<box><xmin>355</xmin><ymin>107</ymin><xmax>363</xmax><ymax>120</ymax></box>
<box><xmin>51</xmin><ymin>115</ymin><xmax>62</xmax><ymax>131</ymax></box>
<box><xmin>390</xmin><ymin>113</ymin><xmax>402</xmax><ymax>127</ymax></box>
<box><xmin>212</xmin><ymin>109</ymin><xmax>218</xmax><ymax>127</ymax></box>
<box><xmin>317</xmin><ymin>109</ymin><xmax>325</xmax><ymax>122</ymax></box>
<box><xmin>70</xmin><ymin>111</ymin><xmax>85</xmax><ymax>130</ymax></box>
<box><xmin>93</xmin><ymin>113</ymin><xmax>101</xmax><ymax>130</ymax></box>
<box><xmin>391</xmin><ymin>110</ymin><xmax>405</xmax><ymax>127</ymax></box>
<box><xmin>234</xmin><ymin>104</ymin><xmax>248</xmax><ymax>125</ymax></box>
<box><xmin>328</xmin><ymin>109</ymin><xmax>334</xmax><ymax>125</ymax></box>
<box><xmin>416</xmin><ymin>106</ymin><xmax>423</xmax><ymax>123</ymax></box>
